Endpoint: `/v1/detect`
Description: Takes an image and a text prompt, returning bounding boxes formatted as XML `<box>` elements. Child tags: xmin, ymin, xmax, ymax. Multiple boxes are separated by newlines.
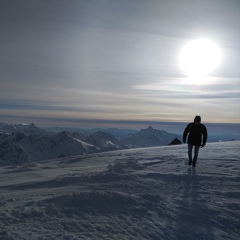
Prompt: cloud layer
<box><xmin>0</xmin><ymin>0</ymin><xmax>239</xmax><ymax>127</ymax></box>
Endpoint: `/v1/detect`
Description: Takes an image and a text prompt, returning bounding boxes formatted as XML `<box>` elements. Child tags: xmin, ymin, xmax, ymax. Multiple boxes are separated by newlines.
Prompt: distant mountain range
<box><xmin>0</xmin><ymin>123</ymin><xmax>47</xmax><ymax>136</ymax></box>
<box><xmin>0</xmin><ymin>123</ymin><xmax>181</xmax><ymax>165</ymax></box>
<box><xmin>124</xmin><ymin>126</ymin><xmax>179</xmax><ymax>148</ymax></box>
<box><xmin>1</xmin><ymin>122</ymin><xmax>239</xmax><ymax>166</ymax></box>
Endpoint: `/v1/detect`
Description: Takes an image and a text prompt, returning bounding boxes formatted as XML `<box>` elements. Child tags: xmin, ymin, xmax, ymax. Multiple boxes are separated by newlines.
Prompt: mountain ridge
<box><xmin>0</xmin><ymin>123</ymin><xmax>181</xmax><ymax>165</ymax></box>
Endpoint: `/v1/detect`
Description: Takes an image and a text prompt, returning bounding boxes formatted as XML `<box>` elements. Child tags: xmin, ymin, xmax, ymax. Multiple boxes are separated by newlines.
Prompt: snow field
<box><xmin>0</xmin><ymin>141</ymin><xmax>239</xmax><ymax>240</ymax></box>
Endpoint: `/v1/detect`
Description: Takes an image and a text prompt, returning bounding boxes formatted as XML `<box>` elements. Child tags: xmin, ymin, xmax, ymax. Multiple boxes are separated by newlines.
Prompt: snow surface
<box><xmin>70</xmin><ymin>136</ymin><xmax>97</xmax><ymax>150</ymax></box>
<box><xmin>0</xmin><ymin>141</ymin><xmax>239</xmax><ymax>240</ymax></box>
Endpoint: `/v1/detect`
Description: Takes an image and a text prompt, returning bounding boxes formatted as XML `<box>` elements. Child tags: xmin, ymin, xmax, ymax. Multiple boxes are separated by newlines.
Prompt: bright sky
<box><xmin>0</xmin><ymin>0</ymin><xmax>239</xmax><ymax>128</ymax></box>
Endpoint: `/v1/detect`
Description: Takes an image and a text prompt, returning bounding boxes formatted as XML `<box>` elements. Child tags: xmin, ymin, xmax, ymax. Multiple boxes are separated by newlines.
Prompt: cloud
<box><xmin>0</xmin><ymin>0</ymin><xmax>239</xmax><ymax>126</ymax></box>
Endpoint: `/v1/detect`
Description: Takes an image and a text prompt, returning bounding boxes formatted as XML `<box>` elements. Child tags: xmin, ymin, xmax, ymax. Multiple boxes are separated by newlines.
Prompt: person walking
<box><xmin>183</xmin><ymin>116</ymin><xmax>208</xmax><ymax>167</ymax></box>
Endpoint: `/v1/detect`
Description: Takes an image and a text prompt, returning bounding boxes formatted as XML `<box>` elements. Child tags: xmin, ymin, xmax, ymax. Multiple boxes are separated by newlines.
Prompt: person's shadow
<box><xmin>171</xmin><ymin>166</ymin><xmax>215</xmax><ymax>240</ymax></box>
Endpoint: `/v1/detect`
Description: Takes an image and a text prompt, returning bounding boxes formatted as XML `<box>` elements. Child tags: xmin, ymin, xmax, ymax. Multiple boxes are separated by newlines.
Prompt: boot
<box><xmin>188</xmin><ymin>157</ymin><xmax>192</xmax><ymax>166</ymax></box>
<box><xmin>192</xmin><ymin>157</ymin><xmax>197</xmax><ymax>167</ymax></box>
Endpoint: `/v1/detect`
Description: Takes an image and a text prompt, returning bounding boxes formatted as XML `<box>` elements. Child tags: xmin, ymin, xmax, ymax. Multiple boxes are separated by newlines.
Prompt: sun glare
<box><xmin>179</xmin><ymin>39</ymin><xmax>222</xmax><ymax>77</ymax></box>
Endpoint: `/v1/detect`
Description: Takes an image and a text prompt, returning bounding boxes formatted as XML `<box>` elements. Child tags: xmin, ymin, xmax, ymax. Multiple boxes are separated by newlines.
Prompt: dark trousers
<box><xmin>188</xmin><ymin>144</ymin><xmax>200</xmax><ymax>161</ymax></box>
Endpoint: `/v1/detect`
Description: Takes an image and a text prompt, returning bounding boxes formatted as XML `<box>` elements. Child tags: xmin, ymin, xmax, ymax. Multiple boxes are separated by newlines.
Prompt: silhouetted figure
<box><xmin>183</xmin><ymin>116</ymin><xmax>208</xmax><ymax>167</ymax></box>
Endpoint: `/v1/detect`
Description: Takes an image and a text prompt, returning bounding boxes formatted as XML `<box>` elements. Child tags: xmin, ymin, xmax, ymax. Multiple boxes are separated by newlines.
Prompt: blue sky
<box><xmin>0</xmin><ymin>0</ymin><xmax>239</xmax><ymax>129</ymax></box>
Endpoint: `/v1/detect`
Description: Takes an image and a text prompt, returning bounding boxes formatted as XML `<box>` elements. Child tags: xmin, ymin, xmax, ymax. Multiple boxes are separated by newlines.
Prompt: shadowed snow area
<box><xmin>0</xmin><ymin>141</ymin><xmax>239</xmax><ymax>240</ymax></box>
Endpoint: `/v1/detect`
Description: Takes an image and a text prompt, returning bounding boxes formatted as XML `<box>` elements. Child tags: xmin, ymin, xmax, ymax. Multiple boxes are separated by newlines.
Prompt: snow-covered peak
<box><xmin>16</xmin><ymin>123</ymin><xmax>29</xmax><ymax>126</ymax></box>
<box><xmin>126</xmin><ymin>126</ymin><xmax>180</xmax><ymax>147</ymax></box>
<box><xmin>0</xmin><ymin>123</ymin><xmax>47</xmax><ymax>136</ymax></box>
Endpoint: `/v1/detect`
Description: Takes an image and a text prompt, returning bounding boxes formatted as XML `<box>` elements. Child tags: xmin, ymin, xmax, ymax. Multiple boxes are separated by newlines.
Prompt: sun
<box><xmin>179</xmin><ymin>39</ymin><xmax>222</xmax><ymax>77</ymax></box>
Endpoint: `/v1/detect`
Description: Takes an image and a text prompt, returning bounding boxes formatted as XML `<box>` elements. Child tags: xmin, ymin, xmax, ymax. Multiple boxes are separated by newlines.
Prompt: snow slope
<box><xmin>0</xmin><ymin>141</ymin><xmax>239</xmax><ymax>240</ymax></box>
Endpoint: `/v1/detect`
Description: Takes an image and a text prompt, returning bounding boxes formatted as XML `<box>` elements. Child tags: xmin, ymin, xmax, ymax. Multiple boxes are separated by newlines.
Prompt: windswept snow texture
<box><xmin>0</xmin><ymin>141</ymin><xmax>240</xmax><ymax>240</ymax></box>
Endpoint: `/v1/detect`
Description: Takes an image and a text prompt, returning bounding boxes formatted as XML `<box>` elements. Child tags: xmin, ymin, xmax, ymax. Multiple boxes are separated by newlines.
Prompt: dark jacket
<box><xmin>183</xmin><ymin>122</ymin><xmax>208</xmax><ymax>146</ymax></box>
